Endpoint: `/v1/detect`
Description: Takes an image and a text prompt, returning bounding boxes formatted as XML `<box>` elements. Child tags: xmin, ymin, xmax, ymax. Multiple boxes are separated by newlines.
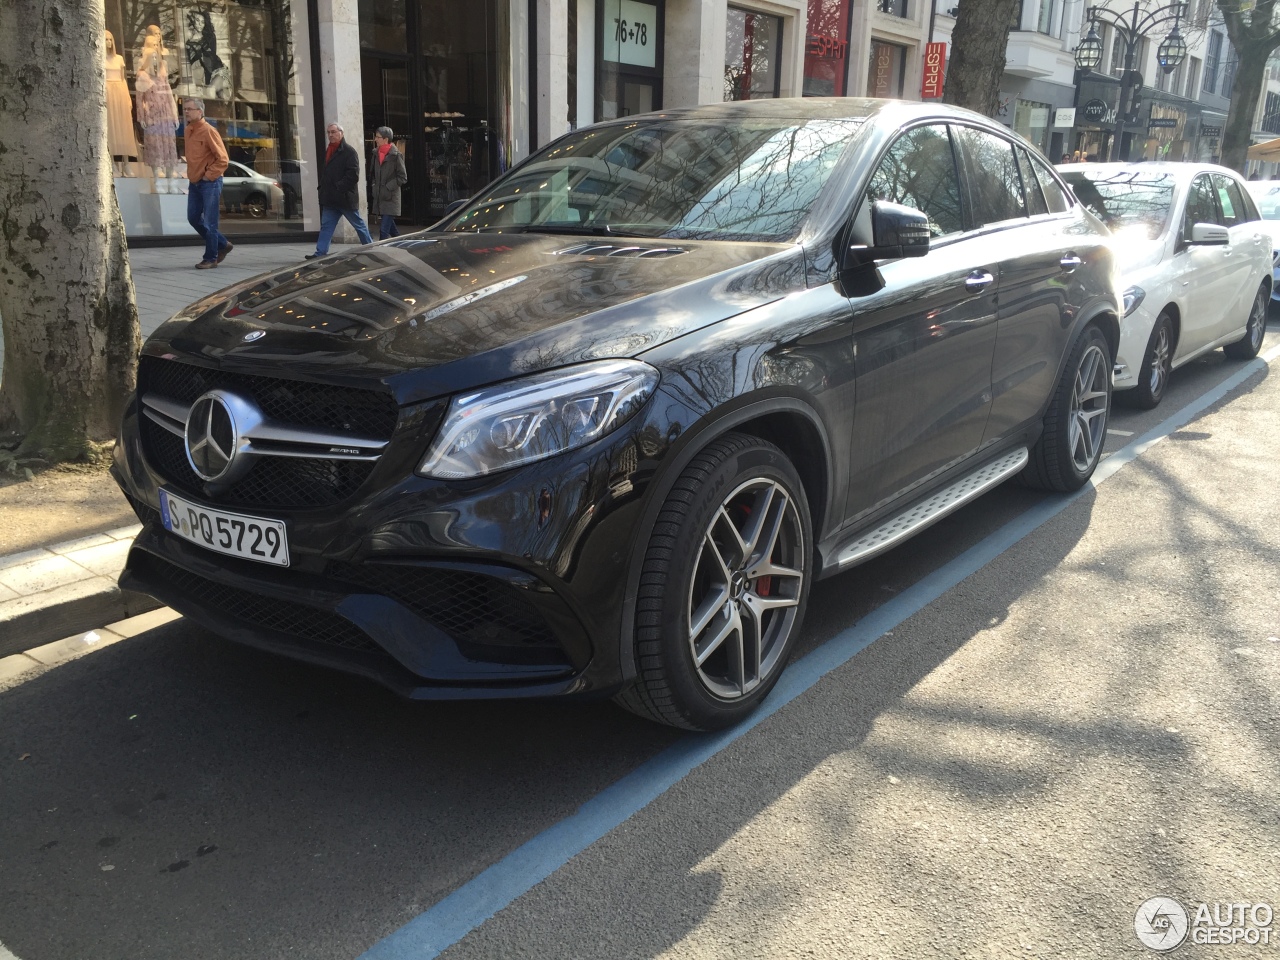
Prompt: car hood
<box><xmin>148</xmin><ymin>232</ymin><xmax>803</xmax><ymax>404</ymax></box>
<box><xmin>1112</xmin><ymin>231</ymin><xmax>1166</xmax><ymax>277</ymax></box>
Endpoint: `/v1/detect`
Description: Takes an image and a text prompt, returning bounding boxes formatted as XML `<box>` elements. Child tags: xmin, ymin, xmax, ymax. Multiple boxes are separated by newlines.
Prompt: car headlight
<box><xmin>417</xmin><ymin>359</ymin><xmax>660</xmax><ymax>479</ymax></box>
<box><xmin>1122</xmin><ymin>285</ymin><xmax>1146</xmax><ymax>318</ymax></box>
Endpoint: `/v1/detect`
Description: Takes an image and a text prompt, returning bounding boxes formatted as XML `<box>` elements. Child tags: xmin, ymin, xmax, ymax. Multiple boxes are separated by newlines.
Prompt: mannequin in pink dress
<box><xmin>135</xmin><ymin>26</ymin><xmax>181</xmax><ymax>193</ymax></box>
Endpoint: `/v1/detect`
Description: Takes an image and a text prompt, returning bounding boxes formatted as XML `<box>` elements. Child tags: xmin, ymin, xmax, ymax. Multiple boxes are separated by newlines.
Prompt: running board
<box><xmin>835</xmin><ymin>447</ymin><xmax>1030</xmax><ymax>568</ymax></box>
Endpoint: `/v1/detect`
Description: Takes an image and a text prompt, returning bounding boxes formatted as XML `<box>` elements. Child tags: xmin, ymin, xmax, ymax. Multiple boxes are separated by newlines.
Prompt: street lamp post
<box><xmin>1075</xmin><ymin>1</ymin><xmax>1189</xmax><ymax>161</ymax></box>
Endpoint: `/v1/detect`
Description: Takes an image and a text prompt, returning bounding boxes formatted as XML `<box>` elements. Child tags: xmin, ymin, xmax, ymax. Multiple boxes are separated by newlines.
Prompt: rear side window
<box><xmin>1214</xmin><ymin>174</ymin><xmax>1256</xmax><ymax>226</ymax></box>
<box><xmin>1016</xmin><ymin>148</ymin><xmax>1049</xmax><ymax>216</ymax></box>
<box><xmin>1185</xmin><ymin>174</ymin><xmax>1220</xmax><ymax>233</ymax></box>
<box><xmin>864</xmin><ymin>123</ymin><xmax>966</xmax><ymax>237</ymax></box>
<box><xmin>1031</xmin><ymin>157</ymin><xmax>1071</xmax><ymax>213</ymax></box>
<box><xmin>954</xmin><ymin>127</ymin><xmax>1028</xmax><ymax>225</ymax></box>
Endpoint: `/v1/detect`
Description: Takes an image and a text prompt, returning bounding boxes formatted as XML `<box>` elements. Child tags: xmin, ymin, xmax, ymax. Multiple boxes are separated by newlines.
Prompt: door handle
<box><xmin>965</xmin><ymin>270</ymin><xmax>995</xmax><ymax>291</ymax></box>
<box><xmin>1060</xmin><ymin>254</ymin><xmax>1083</xmax><ymax>271</ymax></box>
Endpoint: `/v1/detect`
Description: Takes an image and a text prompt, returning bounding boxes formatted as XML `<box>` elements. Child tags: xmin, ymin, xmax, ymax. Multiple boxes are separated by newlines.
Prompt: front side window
<box><xmin>864</xmin><ymin>124</ymin><xmax>965</xmax><ymax>237</ymax></box>
<box><xmin>955</xmin><ymin>127</ymin><xmax>1027</xmax><ymax>226</ymax></box>
<box><xmin>1184</xmin><ymin>174</ymin><xmax>1221</xmax><ymax>234</ymax></box>
<box><xmin>1214</xmin><ymin>174</ymin><xmax>1255</xmax><ymax>226</ymax></box>
<box><xmin>1061</xmin><ymin>168</ymin><xmax>1174</xmax><ymax>240</ymax></box>
<box><xmin>1016</xmin><ymin>148</ymin><xmax>1048</xmax><ymax>215</ymax></box>
<box><xmin>448</xmin><ymin>117</ymin><xmax>863</xmax><ymax>242</ymax></box>
<box><xmin>1032</xmin><ymin>157</ymin><xmax>1071</xmax><ymax>213</ymax></box>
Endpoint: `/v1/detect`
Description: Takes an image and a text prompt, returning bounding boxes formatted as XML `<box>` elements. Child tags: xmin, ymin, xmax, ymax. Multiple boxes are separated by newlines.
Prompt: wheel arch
<box><xmin>1159</xmin><ymin>301</ymin><xmax>1182</xmax><ymax>354</ymax></box>
<box><xmin>615</xmin><ymin>396</ymin><xmax>834</xmax><ymax>684</ymax></box>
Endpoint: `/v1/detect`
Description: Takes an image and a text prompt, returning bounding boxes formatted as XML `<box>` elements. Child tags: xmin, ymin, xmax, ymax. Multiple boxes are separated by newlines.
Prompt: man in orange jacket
<box><xmin>183</xmin><ymin>98</ymin><xmax>233</xmax><ymax>269</ymax></box>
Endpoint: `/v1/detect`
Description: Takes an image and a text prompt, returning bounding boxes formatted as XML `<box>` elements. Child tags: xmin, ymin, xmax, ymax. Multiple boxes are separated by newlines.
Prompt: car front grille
<box><xmin>137</xmin><ymin>552</ymin><xmax>382</xmax><ymax>654</ymax></box>
<box><xmin>137</xmin><ymin>356</ymin><xmax>398</xmax><ymax>509</ymax></box>
<box><xmin>328</xmin><ymin>562</ymin><xmax>571</xmax><ymax>666</ymax></box>
<box><xmin>141</xmin><ymin>356</ymin><xmax>399</xmax><ymax>437</ymax></box>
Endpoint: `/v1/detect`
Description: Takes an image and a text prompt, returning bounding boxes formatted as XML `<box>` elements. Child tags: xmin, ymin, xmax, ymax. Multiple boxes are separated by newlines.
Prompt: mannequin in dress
<box><xmin>104</xmin><ymin>31</ymin><xmax>138</xmax><ymax>176</ymax></box>
<box><xmin>135</xmin><ymin>26</ymin><xmax>180</xmax><ymax>193</ymax></box>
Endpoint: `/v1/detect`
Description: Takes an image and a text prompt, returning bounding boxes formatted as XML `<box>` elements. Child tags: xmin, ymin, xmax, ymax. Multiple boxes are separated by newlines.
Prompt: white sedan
<box><xmin>1059</xmin><ymin>162</ymin><xmax>1270</xmax><ymax>408</ymax></box>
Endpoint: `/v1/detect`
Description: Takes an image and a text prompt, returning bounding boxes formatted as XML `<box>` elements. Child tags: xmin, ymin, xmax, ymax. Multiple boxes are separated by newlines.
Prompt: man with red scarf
<box><xmin>306</xmin><ymin>121</ymin><xmax>373</xmax><ymax>259</ymax></box>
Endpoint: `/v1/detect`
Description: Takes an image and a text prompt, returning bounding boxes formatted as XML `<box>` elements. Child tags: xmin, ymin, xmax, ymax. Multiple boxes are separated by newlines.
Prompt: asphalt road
<box><xmin>2</xmin><ymin>328</ymin><xmax>1277</xmax><ymax>960</ymax></box>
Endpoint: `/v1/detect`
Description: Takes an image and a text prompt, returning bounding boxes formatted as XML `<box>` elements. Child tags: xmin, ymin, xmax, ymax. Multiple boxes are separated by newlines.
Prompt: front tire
<box><xmin>616</xmin><ymin>433</ymin><xmax>812</xmax><ymax>731</ymax></box>
<box><xmin>1021</xmin><ymin>324</ymin><xmax>1112</xmax><ymax>492</ymax></box>
<box><xmin>1126</xmin><ymin>313</ymin><xmax>1173</xmax><ymax>410</ymax></box>
<box><xmin>1223</xmin><ymin>285</ymin><xmax>1267</xmax><ymax>360</ymax></box>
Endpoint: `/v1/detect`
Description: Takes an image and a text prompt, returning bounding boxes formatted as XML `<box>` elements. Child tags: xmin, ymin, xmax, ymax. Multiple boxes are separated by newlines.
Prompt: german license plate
<box><xmin>159</xmin><ymin>489</ymin><xmax>290</xmax><ymax>567</ymax></box>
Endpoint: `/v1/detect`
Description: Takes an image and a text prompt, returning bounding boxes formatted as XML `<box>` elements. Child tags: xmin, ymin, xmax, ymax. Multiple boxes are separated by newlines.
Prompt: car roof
<box><xmin>1057</xmin><ymin>161</ymin><xmax>1244</xmax><ymax>183</ymax></box>
<box><xmin>615</xmin><ymin>96</ymin><xmax>1003</xmax><ymax>128</ymax></box>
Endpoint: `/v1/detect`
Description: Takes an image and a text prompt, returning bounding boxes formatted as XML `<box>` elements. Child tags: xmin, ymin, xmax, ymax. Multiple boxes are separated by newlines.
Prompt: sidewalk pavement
<box><xmin>0</xmin><ymin>239</ymin><xmax>351</xmax><ymax>666</ymax></box>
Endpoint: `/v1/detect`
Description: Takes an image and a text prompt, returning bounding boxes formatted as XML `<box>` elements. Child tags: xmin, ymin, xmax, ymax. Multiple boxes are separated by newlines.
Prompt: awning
<box><xmin>1248</xmin><ymin>137</ymin><xmax>1280</xmax><ymax>160</ymax></box>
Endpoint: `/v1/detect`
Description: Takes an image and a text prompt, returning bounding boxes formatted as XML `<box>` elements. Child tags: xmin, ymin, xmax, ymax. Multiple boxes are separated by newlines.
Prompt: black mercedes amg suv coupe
<box><xmin>113</xmin><ymin>99</ymin><xmax>1120</xmax><ymax>730</ymax></box>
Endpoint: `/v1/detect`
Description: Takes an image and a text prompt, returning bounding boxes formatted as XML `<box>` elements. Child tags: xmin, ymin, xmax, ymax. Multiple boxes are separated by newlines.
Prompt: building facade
<box><xmin>107</xmin><ymin>0</ymin><xmax>1275</xmax><ymax>244</ymax></box>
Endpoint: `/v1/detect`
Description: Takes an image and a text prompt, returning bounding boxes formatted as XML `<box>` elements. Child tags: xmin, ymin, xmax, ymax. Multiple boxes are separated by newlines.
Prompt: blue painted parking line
<box><xmin>358</xmin><ymin>346</ymin><xmax>1278</xmax><ymax>960</ymax></box>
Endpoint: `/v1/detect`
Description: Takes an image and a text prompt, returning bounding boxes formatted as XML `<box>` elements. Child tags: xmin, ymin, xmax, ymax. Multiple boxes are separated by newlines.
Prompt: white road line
<box><xmin>1107</xmin><ymin>428</ymin><xmax>1134</xmax><ymax>437</ymax></box>
<box><xmin>358</xmin><ymin>346</ymin><xmax>1278</xmax><ymax>960</ymax></box>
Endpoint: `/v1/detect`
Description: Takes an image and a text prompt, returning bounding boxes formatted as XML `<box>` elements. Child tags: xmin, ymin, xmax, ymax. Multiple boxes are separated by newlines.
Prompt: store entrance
<box><xmin>359</xmin><ymin>0</ymin><xmax>503</xmax><ymax>226</ymax></box>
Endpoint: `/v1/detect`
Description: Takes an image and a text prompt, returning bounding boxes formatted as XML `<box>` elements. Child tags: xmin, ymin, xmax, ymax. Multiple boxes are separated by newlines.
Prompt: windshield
<box><xmin>445</xmin><ymin>117</ymin><xmax>864</xmax><ymax>242</ymax></box>
<box><xmin>1245</xmin><ymin>181</ymin><xmax>1280</xmax><ymax>219</ymax></box>
<box><xmin>1060</xmin><ymin>170</ymin><xmax>1175</xmax><ymax>240</ymax></box>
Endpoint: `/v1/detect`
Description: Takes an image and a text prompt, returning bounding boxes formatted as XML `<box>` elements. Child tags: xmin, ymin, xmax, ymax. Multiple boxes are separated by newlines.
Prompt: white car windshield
<box><xmin>446</xmin><ymin>117</ymin><xmax>864</xmax><ymax>242</ymax></box>
<box><xmin>1060</xmin><ymin>170</ymin><xmax>1175</xmax><ymax>240</ymax></box>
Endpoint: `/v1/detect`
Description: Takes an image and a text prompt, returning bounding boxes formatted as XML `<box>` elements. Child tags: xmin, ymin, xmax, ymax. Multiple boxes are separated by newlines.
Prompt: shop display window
<box><xmin>804</xmin><ymin>0</ymin><xmax>851</xmax><ymax>96</ymax></box>
<box><xmin>724</xmin><ymin>7</ymin><xmax>783</xmax><ymax>101</ymax></box>
<box><xmin>104</xmin><ymin>0</ymin><xmax>312</xmax><ymax>238</ymax></box>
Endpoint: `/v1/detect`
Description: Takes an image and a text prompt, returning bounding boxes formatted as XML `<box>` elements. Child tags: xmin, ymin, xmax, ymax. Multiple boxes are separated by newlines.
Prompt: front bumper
<box><xmin>112</xmin><ymin>379</ymin><xmax>668</xmax><ymax>700</ymax></box>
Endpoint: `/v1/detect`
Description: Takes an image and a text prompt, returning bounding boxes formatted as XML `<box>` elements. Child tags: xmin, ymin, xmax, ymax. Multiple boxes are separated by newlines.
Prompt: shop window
<box><xmin>867</xmin><ymin>40</ymin><xmax>906</xmax><ymax>97</ymax></box>
<box><xmin>360</xmin><ymin>0</ymin><xmax>407</xmax><ymax>53</ymax></box>
<box><xmin>725</xmin><ymin>7</ymin><xmax>783</xmax><ymax>100</ymax></box>
<box><xmin>103</xmin><ymin>0</ymin><xmax>312</xmax><ymax>237</ymax></box>
<box><xmin>804</xmin><ymin>0</ymin><xmax>851</xmax><ymax>96</ymax></box>
<box><xmin>1013</xmin><ymin>99</ymin><xmax>1051</xmax><ymax>154</ymax></box>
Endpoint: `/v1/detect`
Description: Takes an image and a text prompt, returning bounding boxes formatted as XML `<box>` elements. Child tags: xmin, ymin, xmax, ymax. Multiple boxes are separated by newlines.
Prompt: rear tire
<box><xmin>1223</xmin><ymin>285</ymin><xmax>1267</xmax><ymax>360</ymax></box>
<box><xmin>615</xmin><ymin>433</ymin><xmax>812</xmax><ymax>731</ymax></box>
<box><xmin>1021</xmin><ymin>324</ymin><xmax>1112</xmax><ymax>492</ymax></box>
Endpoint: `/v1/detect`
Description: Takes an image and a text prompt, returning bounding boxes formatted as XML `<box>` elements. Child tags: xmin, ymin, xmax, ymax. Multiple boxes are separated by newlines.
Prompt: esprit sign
<box><xmin>807</xmin><ymin>33</ymin><xmax>848</xmax><ymax>60</ymax></box>
<box><xmin>921</xmin><ymin>41</ymin><xmax>946</xmax><ymax>99</ymax></box>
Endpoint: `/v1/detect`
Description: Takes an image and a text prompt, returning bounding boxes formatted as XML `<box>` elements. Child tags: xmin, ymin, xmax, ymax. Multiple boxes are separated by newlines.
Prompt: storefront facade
<box><xmin>111</xmin><ymin>0</ymin><xmax>913</xmax><ymax>243</ymax></box>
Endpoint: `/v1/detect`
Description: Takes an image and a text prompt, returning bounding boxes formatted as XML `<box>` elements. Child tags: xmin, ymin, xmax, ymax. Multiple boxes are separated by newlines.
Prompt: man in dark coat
<box><xmin>306</xmin><ymin>121</ymin><xmax>373</xmax><ymax>259</ymax></box>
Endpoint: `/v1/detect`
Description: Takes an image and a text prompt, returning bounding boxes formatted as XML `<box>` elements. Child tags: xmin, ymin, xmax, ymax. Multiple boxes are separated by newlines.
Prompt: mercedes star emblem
<box><xmin>185</xmin><ymin>392</ymin><xmax>239</xmax><ymax>482</ymax></box>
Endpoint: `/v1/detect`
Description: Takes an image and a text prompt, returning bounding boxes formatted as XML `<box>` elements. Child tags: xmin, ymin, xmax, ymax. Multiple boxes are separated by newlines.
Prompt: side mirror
<box><xmin>444</xmin><ymin>198</ymin><xmax>469</xmax><ymax>215</ymax></box>
<box><xmin>847</xmin><ymin>201</ymin><xmax>931</xmax><ymax>265</ymax></box>
<box><xmin>1190</xmin><ymin>222</ymin><xmax>1229</xmax><ymax>245</ymax></box>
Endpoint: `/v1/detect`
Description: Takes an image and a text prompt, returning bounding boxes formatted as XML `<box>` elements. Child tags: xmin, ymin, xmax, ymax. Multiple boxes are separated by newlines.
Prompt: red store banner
<box><xmin>921</xmin><ymin>41</ymin><xmax>946</xmax><ymax>99</ymax></box>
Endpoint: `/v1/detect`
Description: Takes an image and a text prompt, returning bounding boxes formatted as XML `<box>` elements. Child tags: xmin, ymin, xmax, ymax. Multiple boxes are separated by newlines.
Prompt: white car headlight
<box><xmin>1122</xmin><ymin>285</ymin><xmax>1146</xmax><ymax>318</ymax></box>
<box><xmin>417</xmin><ymin>359</ymin><xmax>659</xmax><ymax>479</ymax></box>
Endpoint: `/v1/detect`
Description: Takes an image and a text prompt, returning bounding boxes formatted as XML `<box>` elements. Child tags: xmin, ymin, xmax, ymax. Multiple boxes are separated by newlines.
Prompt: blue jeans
<box><xmin>187</xmin><ymin>178</ymin><xmax>228</xmax><ymax>263</ymax></box>
<box><xmin>316</xmin><ymin>206</ymin><xmax>373</xmax><ymax>254</ymax></box>
<box><xmin>379</xmin><ymin>214</ymin><xmax>400</xmax><ymax>240</ymax></box>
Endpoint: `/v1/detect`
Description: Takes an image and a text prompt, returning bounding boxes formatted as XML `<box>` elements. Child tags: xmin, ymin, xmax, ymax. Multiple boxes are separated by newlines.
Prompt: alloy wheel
<box><xmin>687</xmin><ymin>478</ymin><xmax>805</xmax><ymax>700</ymax></box>
<box><xmin>1250</xmin><ymin>291</ymin><xmax>1267</xmax><ymax>352</ymax></box>
<box><xmin>1148</xmin><ymin>323</ymin><xmax>1170</xmax><ymax>397</ymax></box>
<box><xmin>1069</xmin><ymin>343</ymin><xmax>1109</xmax><ymax>473</ymax></box>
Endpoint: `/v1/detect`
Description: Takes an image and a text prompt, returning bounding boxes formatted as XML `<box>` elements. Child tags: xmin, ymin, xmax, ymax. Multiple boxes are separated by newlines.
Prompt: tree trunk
<box><xmin>942</xmin><ymin>0</ymin><xmax>1022</xmax><ymax>115</ymax></box>
<box><xmin>0</xmin><ymin>0</ymin><xmax>140</xmax><ymax>461</ymax></box>
<box><xmin>1219</xmin><ymin>43</ymin><xmax>1269</xmax><ymax>173</ymax></box>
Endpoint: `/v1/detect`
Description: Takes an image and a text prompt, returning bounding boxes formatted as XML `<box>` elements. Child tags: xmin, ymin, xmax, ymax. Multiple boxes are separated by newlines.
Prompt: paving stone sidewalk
<box><xmin>0</xmin><ymin>239</ymin><xmax>342</xmax><ymax>655</ymax></box>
